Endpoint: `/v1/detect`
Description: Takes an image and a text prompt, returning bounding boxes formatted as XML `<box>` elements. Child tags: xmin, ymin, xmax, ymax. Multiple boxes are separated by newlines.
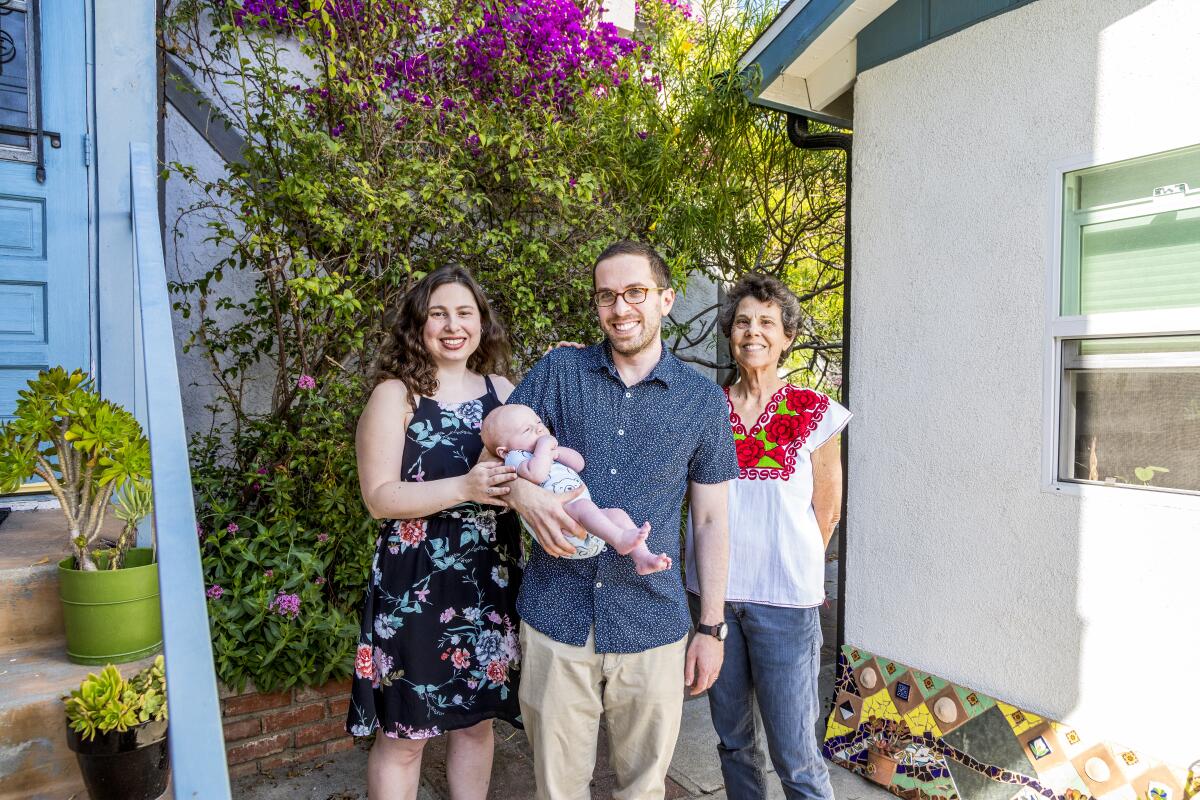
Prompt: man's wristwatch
<box><xmin>696</xmin><ymin>621</ymin><xmax>728</xmax><ymax>641</ymax></box>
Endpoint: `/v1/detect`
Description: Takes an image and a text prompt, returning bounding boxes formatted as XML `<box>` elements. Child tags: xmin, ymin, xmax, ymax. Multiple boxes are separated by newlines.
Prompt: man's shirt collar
<box><xmin>589</xmin><ymin>340</ymin><xmax>680</xmax><ymax>387</ymax></box>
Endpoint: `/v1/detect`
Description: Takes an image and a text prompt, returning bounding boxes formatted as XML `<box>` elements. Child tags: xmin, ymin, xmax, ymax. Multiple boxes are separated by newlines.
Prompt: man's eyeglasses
<box><xmin>592</xmin><ymin>286</ymin><xmax>667</xmax><ymax>307</ymax></box>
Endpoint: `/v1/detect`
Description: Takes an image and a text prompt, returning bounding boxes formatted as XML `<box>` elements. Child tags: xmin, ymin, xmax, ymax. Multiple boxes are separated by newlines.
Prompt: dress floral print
<box><xmin>346</xmin><ymin>378</ymin><xmax>522</xmax><ymax>739</ymax></box>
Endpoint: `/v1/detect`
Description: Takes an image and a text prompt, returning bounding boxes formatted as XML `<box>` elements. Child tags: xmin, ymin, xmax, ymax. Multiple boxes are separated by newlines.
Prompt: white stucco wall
<box><xmin>848</xmin><ymin>0</ymin><xmax>1200</xmax><ymax>766</ymax></box>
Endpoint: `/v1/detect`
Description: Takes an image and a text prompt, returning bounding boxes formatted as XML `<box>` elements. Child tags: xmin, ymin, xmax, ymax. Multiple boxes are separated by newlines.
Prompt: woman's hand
<box><xmin>461</xmin><ymin>462</ymin><xmax>518</xmax><ymax>506</ymax></box>
<box><xmin>545</xmin><ymin>340</ymin><xmax>586</xmax><ymax>353</ymax></box>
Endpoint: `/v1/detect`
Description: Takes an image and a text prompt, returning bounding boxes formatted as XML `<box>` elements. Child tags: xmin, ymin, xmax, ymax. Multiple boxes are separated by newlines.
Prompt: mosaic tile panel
<box><xmin>823</xmin><ymin>646</ymin><xmax>1195</xmax><ymax>800</ymax></box>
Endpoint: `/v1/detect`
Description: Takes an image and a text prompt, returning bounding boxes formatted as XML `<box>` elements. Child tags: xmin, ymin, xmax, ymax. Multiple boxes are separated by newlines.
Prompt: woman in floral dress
<box><xmin>348</xmin><ymin>266</ymin><xmax>523</xmax><ymax>800</ymax></box>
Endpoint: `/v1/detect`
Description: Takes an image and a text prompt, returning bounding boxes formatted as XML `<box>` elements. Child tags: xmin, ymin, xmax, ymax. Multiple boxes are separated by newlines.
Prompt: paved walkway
<box><xmin>234</xmin><ymin>692</ymin><xmax>891</xmax><ymax>799</ymax></box>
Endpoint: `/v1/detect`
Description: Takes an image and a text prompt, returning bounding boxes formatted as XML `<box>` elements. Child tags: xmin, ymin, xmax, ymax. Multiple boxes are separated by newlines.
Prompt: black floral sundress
<box><xmin>346</xmin><ymin>377</ymin><xmax>523</xmax><ymax>740</ymax></box>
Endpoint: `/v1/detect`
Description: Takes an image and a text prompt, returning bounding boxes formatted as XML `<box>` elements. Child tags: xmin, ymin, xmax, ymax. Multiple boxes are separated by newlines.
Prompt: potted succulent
<box><xmin>64</xmin><ymin>655</ymin><xmax>170</xmax><ymax>800</ymax></box>
<box><xmin>0</xmin><ymin>367</ymin><xmax>161</xmax><ymax>664</ymax></box>
<box><xmin>864</xmin><ymin>716</ymin><xmax>911</xmax><ymax>786</ymax></box>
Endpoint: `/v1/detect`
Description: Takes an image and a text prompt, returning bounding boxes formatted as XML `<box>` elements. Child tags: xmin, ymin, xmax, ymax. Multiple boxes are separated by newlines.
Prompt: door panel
<box><xmin>0</xmin><ymin>0</ymin><xmax>91</xmax><ymax>421</ymax></box>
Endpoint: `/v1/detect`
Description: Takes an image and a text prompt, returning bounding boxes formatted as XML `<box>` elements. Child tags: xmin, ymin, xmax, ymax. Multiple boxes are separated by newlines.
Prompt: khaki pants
<box><xmin>519</xmin><ymin>623</ymin><xmax>687</xmax><ymax>800</ymax></box>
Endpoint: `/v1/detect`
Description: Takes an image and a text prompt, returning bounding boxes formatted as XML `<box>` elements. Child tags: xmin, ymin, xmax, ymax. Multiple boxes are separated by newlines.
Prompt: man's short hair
<box><xmin>594</xmin><ymin>240</ymin><xmax>672</xmax><ymax>289</ymax></box>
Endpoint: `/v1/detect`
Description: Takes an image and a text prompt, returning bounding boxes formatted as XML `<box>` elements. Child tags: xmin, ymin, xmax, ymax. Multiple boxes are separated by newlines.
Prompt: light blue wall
<box><xmin>92</xmin><ymin>0</ymin><xmax>158</xmax><ymax>417</ymax></box>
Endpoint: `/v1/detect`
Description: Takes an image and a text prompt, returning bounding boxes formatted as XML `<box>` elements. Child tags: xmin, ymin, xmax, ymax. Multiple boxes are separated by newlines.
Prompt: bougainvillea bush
<box><xmin>163</xmin><ymin>0</ymin><xmax>846</xmax><ymax>690</ymax></box>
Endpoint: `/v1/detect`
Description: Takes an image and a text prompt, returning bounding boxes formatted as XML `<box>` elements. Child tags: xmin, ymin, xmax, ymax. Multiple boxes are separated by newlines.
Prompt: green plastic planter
<box><xmin>57</xmin><ymin>548</ymin><xmax>162</xmax><ymax>665</ymax></box>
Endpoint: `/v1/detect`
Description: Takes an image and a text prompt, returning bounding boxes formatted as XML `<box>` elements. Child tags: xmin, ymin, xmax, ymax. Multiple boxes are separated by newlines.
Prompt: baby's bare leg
<box><xmin>593</xmin><ymin>509</ymin><xmax>671</xmax><ymax>574</ymax></box>
<box><xmin>564</xmin><ymin>499</ymin><xmax>649</xmax><ymax>555</ymax></box>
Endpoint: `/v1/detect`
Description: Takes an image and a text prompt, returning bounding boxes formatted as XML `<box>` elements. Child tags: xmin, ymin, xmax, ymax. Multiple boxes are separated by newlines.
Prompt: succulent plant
<box><xmin>64</xmin><ymin>655</ymin><xmax>168</xmax><ymax>742</ymax></box>
<box><xmin>0</xmin><ymin>368</ymin><xmax>151</xmax><ymax>571</ymax></box>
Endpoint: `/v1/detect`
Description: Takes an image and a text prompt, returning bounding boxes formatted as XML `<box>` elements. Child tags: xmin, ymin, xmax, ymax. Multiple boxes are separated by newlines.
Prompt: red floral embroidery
<box><xmin>735</xmin><ymin>437</ymin><xmax>765</xmax><ymax>468</ymax></box>
<box><xmin>764</xmin><ymin>413</ymin><xmax>804</xmax><ymax>446</ymax></box>
<box><xmin>726</xmin><ymin>385</ymin><xmax>830</xmax><ymax>481</ymax></box>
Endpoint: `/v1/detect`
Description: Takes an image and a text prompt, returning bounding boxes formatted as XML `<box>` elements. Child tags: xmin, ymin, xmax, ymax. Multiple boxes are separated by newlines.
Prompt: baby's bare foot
<box><xmin>611</xmin><ymin>522</ymin><xmax>651</xmax><ymax>556</ymax></box>
<box><xmin>633</xmin><ymin>550</ymin><xmax>672</xmax><ymax>576</ymax></box>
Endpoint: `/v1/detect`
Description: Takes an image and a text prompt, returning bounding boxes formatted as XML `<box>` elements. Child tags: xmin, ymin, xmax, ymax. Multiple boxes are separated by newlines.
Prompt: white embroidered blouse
<box><xmin>686</xmin><ymin>384</ymin><xmax>851</xmax><ymax>608</ymax></box>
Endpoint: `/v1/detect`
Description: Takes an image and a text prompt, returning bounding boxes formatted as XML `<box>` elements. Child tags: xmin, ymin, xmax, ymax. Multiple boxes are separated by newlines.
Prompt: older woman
<box><xmin>686</xmin><ymin>273</ymin><xmax>850</xmax><ymax>800</ymax></box>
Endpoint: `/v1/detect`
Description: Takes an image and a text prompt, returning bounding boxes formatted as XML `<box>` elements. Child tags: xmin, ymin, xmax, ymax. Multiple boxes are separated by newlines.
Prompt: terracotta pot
<box><xmin>866</xmin><ymin>744</ymin><xmax>903</xmax><ymax>786</ymax></box>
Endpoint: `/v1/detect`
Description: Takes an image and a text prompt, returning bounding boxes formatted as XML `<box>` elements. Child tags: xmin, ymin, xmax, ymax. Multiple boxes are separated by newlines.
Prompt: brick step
<box><xmin>0</xmin><ymin>642</ymin><xmax>159</xmax><ymax>798</ymax></box>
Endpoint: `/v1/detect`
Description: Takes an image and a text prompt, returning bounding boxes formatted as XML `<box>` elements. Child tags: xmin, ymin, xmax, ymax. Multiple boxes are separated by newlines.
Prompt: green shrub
<box><xmin>194</xmin><ymin>374</ymin><xmax>370</xmax><ymax>692</ymax></box>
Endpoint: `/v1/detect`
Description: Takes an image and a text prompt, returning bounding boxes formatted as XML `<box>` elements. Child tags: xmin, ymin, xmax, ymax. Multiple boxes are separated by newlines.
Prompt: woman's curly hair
<box><xmin>720</xmin><ymin>272</ymin><xmax>801</xmax><ymax>367</ymax></box>
<box><xmin>373</xmin><ymin>267</ymin><xmax>511</xmax><ymax>408</ymax></box>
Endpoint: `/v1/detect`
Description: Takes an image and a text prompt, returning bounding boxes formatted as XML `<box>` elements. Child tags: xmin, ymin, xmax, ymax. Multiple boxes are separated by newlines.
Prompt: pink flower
<box><xmin>440</xmin><ymin>607</ymin><xmax>455</xmax><ymax>623</ymax></box>
<box><xmin>355</xmin><ymin>644</ymin><xmax>376</xmax><ymax>681</ymax></box>
<box><xmin>487</xmin><ymin>611</ymin><xmax>503</xmax><ymax>624</ymax></box>
<box><xmin>451</xmin><ymin>648</ymin><xmax>471</xmax><ymax>669</ymax></box>
<box><xmin>205</xmin><ymin>584</ymin><xmax>223</xmax><ymax>600</ymax></box>
<box><xmin>256</xmin><ymin>466</ymin><xmax>269</xmax><ymax>475</ymax></box>
<box><xmin>415</xmin><ymin>588</ymin><xmax>430</xmax><ymax>603</ymax></box>
<box><xmin>314</xmin><ymin>576</ymin><xmax>325</xmax><ymax>585</ymax></box>
<box><xmin>226</xmin><ymin>522</ymin><xmax>239</xmax><ymax>534</ymax></box>
<box><xmin>398</xmin><ymin>519</ymin><xmax>427</xmax><ymax>547</ymax></box>
<box><xmin>317</xmin><ymin>533</ymin><xmax>329</xmax><ymax>543</ymax></box>
<box><xmin>486</xmin><ymin>660</ymin><xmax>508</xmax><ymax>684</ymax></box>
<box><xmin>269</xmin><ymin>591</ymin><xmax>301</xmax><ymax>619</ymax></box>
<box><xmin>297</xmin><ymin>374</ymin><xmax>316</xmax><ymax>390</ymax></box>
<box><xmin>467</xmin><ymin>680</ymin><xmax>478</xmax><ymax>689</ymax></box>
<box><xmin>263</xmin><ymin>569</ymin><xmax>273</xmax><ymax>578</ymax></box>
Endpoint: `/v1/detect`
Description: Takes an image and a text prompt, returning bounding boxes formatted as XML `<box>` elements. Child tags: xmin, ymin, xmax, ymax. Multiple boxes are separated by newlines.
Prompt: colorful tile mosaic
<box><xmin>823</xmin><ymin>646</ymin><xmax>1195</xmax><ymax>800</ymax></box>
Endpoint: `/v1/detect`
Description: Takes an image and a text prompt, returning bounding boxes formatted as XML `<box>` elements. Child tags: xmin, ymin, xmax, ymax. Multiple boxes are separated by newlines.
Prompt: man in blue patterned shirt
<box><xmin>506</xmin><ymin>240</ymin><xmax>738</xmax><ymax>800</ymax></box>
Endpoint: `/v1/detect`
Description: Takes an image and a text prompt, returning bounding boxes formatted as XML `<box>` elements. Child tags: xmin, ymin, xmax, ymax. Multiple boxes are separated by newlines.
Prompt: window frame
<box><xmin>0</xmin><ymin>0</ymin><xmax>39</xmax><ymax>163</ymax></box>
<box><xmin>1043</xmin><ymin>144</ymin><xmax>1200</xmax><ymax>505</ymax></box>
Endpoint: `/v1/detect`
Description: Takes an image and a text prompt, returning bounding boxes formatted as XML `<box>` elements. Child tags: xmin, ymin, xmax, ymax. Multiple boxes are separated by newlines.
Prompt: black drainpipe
<box><xmin>786</xmin><ymin>113</ymin><xmax>853</xmax><ymax>669</ymax></box>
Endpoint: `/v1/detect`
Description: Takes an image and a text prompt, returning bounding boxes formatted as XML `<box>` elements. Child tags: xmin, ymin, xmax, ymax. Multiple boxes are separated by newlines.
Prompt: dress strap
<box><xmin>483</xmin><ymin>374</ymin><xmax>497</xmax><ymax>399</ymax></box>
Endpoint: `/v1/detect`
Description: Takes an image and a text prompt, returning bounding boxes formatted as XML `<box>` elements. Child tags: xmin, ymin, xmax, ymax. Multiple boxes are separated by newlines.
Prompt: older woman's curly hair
<box><xmin>720</xmin><ymin>273</ymin><xmax>802</xmax><ymax>367</ymax></box>
<box><xmin>373</xmin><ymin>267</ymin><xmax>511</xmax><ymax>408</ymax></box>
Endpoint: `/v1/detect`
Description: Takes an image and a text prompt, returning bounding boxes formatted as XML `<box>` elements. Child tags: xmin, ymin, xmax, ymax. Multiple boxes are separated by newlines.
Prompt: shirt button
<box><xmin>610</xmin><ymin>468</ymin><xmax>617</xmax><ymax>475</ymax></box>
<box><xmin>625</xmin><ymin>391</ymin><xmax>632</xmax><ymax>398</ymax></box>
<box><xmin>595</xmin><ymin>581</ymin><xmax>603</xmax><ymax>588</ymax></box>
<box><xmin>617</xmin><ymin>429</ymin><xmax>625</xmax><ymax>436</ymax></box>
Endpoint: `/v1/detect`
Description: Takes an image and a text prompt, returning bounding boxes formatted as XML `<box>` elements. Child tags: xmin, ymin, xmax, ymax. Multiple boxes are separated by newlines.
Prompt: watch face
<box><xmin>717</xmin><ymin>623</ymin><xmax>728</xmax><ymax>641</ymax></box>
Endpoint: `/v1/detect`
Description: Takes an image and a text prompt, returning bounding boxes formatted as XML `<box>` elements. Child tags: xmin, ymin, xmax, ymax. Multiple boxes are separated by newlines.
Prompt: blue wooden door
<box><xmin>0</xmin><ymin>0</ymin><xmax>91</xmax><ymax>420</ymax></box>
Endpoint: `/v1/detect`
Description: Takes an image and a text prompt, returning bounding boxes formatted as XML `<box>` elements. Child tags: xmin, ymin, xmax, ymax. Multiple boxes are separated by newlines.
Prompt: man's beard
<box><xmin>606</xmin><ymin>321</ymin><xmax>661</xmax><ymax>356</ymax></box>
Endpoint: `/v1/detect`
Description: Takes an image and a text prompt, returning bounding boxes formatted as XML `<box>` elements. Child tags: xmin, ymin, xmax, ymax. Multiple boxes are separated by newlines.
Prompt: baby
<box><xmin>481</xmin><ymin>404</ymin><xmax>672</xmax><ymax>575</ymax></box>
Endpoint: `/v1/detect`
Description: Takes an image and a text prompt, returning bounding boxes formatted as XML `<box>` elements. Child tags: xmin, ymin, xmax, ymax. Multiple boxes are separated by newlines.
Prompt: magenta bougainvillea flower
<box><xmin>232</xmin><ymin>0</ymin><xmax>653</xmax><ymax>114</ymax></box>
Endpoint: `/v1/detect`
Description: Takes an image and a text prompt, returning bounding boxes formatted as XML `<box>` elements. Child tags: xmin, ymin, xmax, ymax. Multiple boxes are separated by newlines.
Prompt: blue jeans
<box><xmin>698</xmin><ymin>598</ymin><xmax>834</xmax><ymax>800</ymax></box>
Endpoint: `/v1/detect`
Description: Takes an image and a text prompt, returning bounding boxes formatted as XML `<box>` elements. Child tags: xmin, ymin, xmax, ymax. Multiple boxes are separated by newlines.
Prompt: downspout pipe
<box><xmin>785</xmin><ymin>112</ymin><xmax>853</xmax><ymax>673</ymax></box>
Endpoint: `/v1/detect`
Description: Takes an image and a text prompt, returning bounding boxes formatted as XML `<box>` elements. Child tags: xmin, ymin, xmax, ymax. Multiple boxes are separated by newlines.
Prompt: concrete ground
<box><xmin>232</xmin><ymin>691</ymin><xmax>890</xmax><ymax>799</ymax></box>
<box><xmin>233</xmin><ymin>535</ymin><xmax>890</xmax><ymax>799</ymax></box>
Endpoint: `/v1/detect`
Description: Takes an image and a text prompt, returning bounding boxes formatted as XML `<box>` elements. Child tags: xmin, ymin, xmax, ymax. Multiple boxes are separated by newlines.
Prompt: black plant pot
<box><xmin>64</xmin><ymin>718</ymin><xmax>170</xmax><ymax>800</ymax></box>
